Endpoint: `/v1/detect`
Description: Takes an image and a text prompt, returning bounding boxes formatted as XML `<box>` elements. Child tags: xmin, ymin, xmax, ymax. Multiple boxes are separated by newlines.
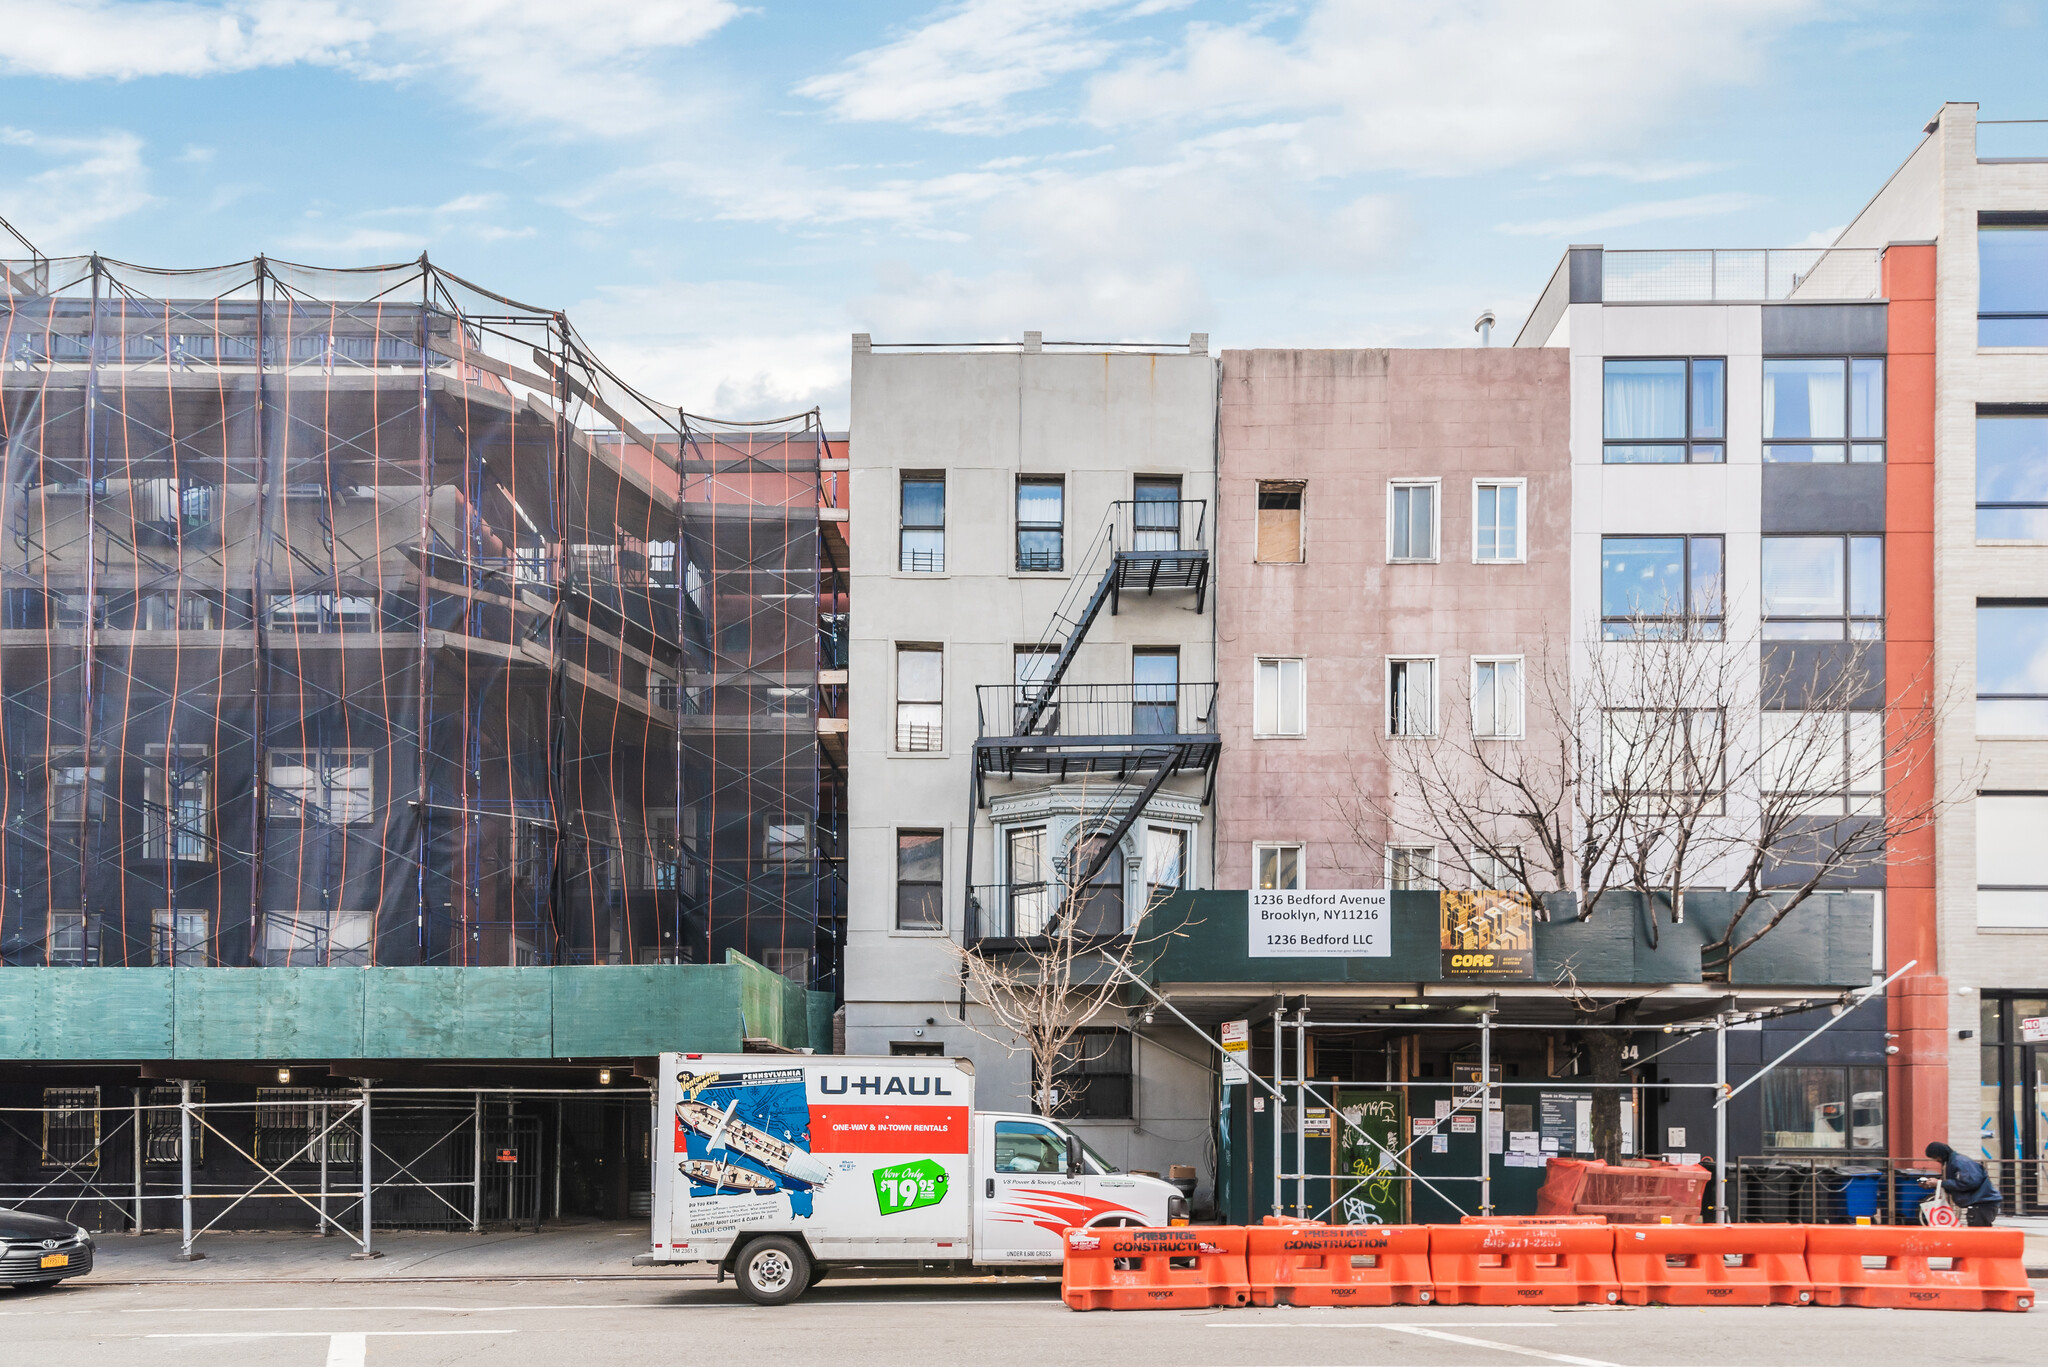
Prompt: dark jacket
<box><xmin>1929</xmin><ymin>1144</ymin><xmax>2001</xmax><ymax>1206</ymax></box>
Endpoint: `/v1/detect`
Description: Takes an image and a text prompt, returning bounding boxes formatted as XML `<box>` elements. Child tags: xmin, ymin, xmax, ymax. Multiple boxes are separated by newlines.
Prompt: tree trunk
<box><xmin>1586</xmin><ymin>1005</ymin><xmax>1637</xmax><ymax>1165</ymax></box>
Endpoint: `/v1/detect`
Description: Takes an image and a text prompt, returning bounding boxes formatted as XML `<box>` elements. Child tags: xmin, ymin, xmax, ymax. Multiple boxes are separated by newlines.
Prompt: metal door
<box><xmin>484</xmin><ymin>1111</ymin><xmax>544</xmax><ymax>1230</ymax></box>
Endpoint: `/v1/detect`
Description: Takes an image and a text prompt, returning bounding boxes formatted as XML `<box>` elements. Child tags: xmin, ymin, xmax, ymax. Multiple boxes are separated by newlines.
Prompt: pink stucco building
<box><xmin>1214</xmin><ymin>347</ymin><xmax>1573</xmax><ymax>893</ymax></box>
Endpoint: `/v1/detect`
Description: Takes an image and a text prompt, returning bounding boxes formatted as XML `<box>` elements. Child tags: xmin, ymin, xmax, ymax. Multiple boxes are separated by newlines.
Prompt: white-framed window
<box><xmin>1254</xmin><ymin>657</ymin><xmax>1305</xmax><ymax>737</ymax></box>
<box><xmin>143</xmin><ymin>743</ymin><xmax>212</xmax><ymax>862</ymax></box>
<box><xmin>1387</xmin><ymin>657</ymin><xmax>1436</xmax><ymax>737</ymax></box>
<box><xmin>1388</xmin><ymin>845</ymin><xmax>1437</xmax><ymax>890</ymax></box>
<box><xmin>262</xmin><ymin>908</ymin><xmax>371</xmax><ymax>966</ymax></box>
<box><xmin>266</xmin><ymin>749</ymin><xmax>373</xmax><ymax>824</ymax></box>
<box><xmin>1471</xmin><ymin>846</ymin><xmax>1521</xmax><ymax>890</ymax></box>
<box><xmin>764</xmin><ymin>822</ymin><xmax>807</xmax><ymax>861</ymax></box>
<box><xmin>1759</xmin><ymin>711</ymin><xmax>1883</xmax><ymax>815</ymax></box>
<box><xmin>895</xmin><ymin>644</ymin><xmax>943</xmax><ymax>752</ymax></box>
<box><xmin>1254</xmin><ymin>842</ymin><xmax>1302</xmax><ymax>890</ymax></box>
<box><xmin>897</xmin><ymin>829</ymin><xmax>945</xmax><ymax>931</ymax></box>
<box><xmin>1977</xmin><ymin>794</ymin><xmax>2048</xmax><ymax>929</ymax></box>
<box><xmin>151</xmin><ymin>908</ymin><xmax>209</xmax><ymax>967</ymax></box>
<box><xmin>1144</xmin><ymin>826</ymin><xmax>1187</xmax><ymax>906</ymax></box>
<box><xmin>1471</xmin><ymin>656</ymin><xmax>1524</xmax><ymax>739</ymax></box>
<box><xmin>1388</xmin><ymin>479</ymin><xmax>1439</xmax><ymax>563</ymax></box>
<box><xmin>1473</xmin><ymin>479</ymin><xmax>1526</xmax><ymax>563</ymax></box>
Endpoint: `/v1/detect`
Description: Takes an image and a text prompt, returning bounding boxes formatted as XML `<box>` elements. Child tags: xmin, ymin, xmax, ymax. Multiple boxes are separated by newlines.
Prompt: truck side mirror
<box><xmin>1066</xmin><ymin>1134</ymin><xmax>1084</xmax><ymax>1177</ymax></box>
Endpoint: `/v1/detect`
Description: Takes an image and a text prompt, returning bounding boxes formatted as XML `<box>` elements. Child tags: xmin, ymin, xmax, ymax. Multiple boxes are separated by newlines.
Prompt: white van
<box><xmin>644</xmin><ymin>1052</ymin><xmax>1187</xmax><ymax>1304</ymax></box>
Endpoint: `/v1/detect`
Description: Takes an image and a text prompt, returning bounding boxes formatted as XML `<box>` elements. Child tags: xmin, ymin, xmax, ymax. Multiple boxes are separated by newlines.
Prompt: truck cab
<box><xmin>971</xmin><ymin>1111</ymin><xmax>1186</xmax><ymax>1264</ymax></box>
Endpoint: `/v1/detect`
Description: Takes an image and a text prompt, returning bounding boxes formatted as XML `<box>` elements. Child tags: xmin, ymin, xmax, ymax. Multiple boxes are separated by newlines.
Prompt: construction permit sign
<box><xmin>1220</xmin><ymin>1020</ymin><xmax>1249</xmax><ymax>1086</ymax></box>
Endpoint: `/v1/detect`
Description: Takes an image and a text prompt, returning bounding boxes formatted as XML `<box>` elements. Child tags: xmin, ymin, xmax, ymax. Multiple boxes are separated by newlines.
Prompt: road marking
<box><xmin>1210</xmin><ymin>1321</ymin><xmax>1562</xmax><ymax>1329</ymax></box>
<box><xmin>117</xmin><ymin>1297</ymin><xmax>1049</xmax><ymax>1314</ymax></box>
<box><xmin>1381</xmin><ymin>1325</ymin><xmax>1621</xmax><ymax>1367</ymax></box>
<box><xmin>328</xmin><ymin>1333</ymin><xmax>365</xmax><ymax>1367</ymax></box>
<box><xmin>144</xmin><ymin>1331</ymin><xmax>517</xmax><ymax>1338</ymax></box>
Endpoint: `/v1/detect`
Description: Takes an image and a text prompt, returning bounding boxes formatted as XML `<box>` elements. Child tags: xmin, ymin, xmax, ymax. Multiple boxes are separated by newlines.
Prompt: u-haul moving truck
<box><xmin>646</xmin><ymin>1052</ymin><xmax>1187</xmax><ymax>1304</ymax></box>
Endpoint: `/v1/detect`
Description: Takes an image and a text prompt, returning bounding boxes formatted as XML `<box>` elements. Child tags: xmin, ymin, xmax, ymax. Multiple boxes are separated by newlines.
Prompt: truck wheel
<box><xmin>735</xmin><ymin>1235</ymin><xmax>811</xmax><ymax>1306</ymax></box>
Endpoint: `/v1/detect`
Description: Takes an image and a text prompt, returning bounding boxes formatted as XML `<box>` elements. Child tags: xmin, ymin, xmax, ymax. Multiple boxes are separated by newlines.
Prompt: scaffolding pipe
<box><xmin>1294</xmin><ymin>1003</ymin><xmax>1307</xmax><ymax>1221</ymax></box>
<box><xmin>471</xmin><ymin>1091</ymin><xmax>483</xmax><ymax>1233</ymax></box>
<box><xmin>1261</xmin><ymin>996</ymin><xmax>1277</xmax><ymax>1221</ymax></box>
<box><xmin>131</xmin><ymin>1087</ymin><xmax>142</xmax><ymax>1235</ymax></box>
<box><xmin>176</xmin><ymin>1080</ymin><xmax>199</xmax><ymax>1260</ymax></box>
<box><xmin>352</xmin><ymin>1084</ymin><xmax>380</xmax><ymax>1259</ymax></box>
<box><xmin>1719</xmin><ymin>959</ymin><xmax>1917</xmax><ymax>1106</ymax></box>
<box><xmin>553</xmin><ymin>1102</ymin><xmax>564</xmax><ymax>1221</ymax></box>
<box><xmin>1480</xmin><ymin>1011</ymin><xmax>1493</xmax><ymax>1216</ymax></box>
<box><xmin>316</xmin><ymin>1098</ymin><xmax>329</xmax><ymax>1237</ymax></box>
<box><xmin>1715</xmin><ymin>1014</ymin><xmax>1728</xmax><ymax>1225</ymax></box>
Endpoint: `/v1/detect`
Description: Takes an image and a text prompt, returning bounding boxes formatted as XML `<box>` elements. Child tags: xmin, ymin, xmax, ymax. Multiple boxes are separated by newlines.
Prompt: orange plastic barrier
<box><xmin>1805</xmin><ymin>1226</ymin><xmax>2034</xmax><ymax>1312</ymax></box>
<box><xmin>1462</xmin><ymin>1215</ymin><xmax>1608</xmax><ymax>1225</ymax></box>
<box><xmin>1429</xmin><ymin>1223</ymin><xmax>1621</xmax><ymax>1306</ymax></box>
<box><xmin>1613</xmin><ymin>1223</ymin><xmax>1811</xmax><ymax>1306</ymax></box>
<box><xmin>1247</xmin><ymin>1223</ymin><xmax>1433</xmax><ymax>1307</ymax></box>
<box><xmin>1061</xmin><ymin>1226</ymin><xmax>1252</xmax><ymax>1311</ymax></box>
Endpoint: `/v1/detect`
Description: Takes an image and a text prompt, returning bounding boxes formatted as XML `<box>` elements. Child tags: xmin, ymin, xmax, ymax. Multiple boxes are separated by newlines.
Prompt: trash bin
<box><xmin>1743</xmin><ymin>1163</ymin><xmax>1802</xmax><ymax>1222</ymax></box>
<box><xmin>1892</xmin><ymin>1170</ymin><xmax>1933</xmax><ymax>1224</ymax></box>
<box><xmin>1828</xmin><ymin>1166</ymin><xmax>1883</xmax><ymax>1223</ymax></box>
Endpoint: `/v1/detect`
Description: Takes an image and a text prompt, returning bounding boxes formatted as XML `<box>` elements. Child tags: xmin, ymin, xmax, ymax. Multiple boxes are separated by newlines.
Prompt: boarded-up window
<box><xmin>1256</xmin><ymin>482</ymin><xmax>1304</xmax><ymax>563</ymax></box>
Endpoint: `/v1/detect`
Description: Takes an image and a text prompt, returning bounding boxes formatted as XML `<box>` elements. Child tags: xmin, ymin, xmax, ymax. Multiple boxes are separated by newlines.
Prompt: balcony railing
<box><xmin>1602</xmin><ymin>248</ymin><xmax>1882</xmax><ymax>303</ymax></box>
<box><xmin>1111</xmin><ymin>498</ymin><xmax>1206</xmax><ymax>556</ymax></box>
<box><xmin>967</xmin><ymin>883</ymin><xmax>1130</xmax><ymax>942</ymax></box>
<box><xmin>976</xmin><ymin>682</ymin><xmax>1218</xmax><ymax>741</ymax></box>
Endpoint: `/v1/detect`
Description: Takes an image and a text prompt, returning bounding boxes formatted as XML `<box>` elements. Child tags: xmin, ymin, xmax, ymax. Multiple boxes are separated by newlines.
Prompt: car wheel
<box><xmin>735</xmin><ymin>1235</ymin><xmax>811</xmax><ymax>1307</ymax></box>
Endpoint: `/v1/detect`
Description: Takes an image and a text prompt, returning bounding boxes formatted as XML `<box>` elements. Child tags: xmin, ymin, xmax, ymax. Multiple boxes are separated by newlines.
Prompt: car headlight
<box><xmin>75</xmin><ymin>1227</ymin><xmax>93</xmax><ymax>1247</ymax></box>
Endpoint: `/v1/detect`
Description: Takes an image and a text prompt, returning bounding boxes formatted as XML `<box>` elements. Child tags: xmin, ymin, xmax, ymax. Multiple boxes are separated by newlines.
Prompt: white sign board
<box><xmin>2021</xmin><ymin>1017</ymin><xmax>2048</xmax><ymax>1044</ymax></box>
<box><xmin>1220</xmin><ymin>1019</ymin><xmax>1249</xmax><ymax>1086</ymax></box>
<box><xmin>1248</xmin><ymin>889</ymin><xmax>1391</xmax><ymax>958</ymax></box>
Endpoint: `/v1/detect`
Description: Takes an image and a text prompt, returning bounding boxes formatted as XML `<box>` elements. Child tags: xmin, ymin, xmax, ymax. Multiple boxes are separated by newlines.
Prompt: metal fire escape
<box><xmin>965</xmin><ymin>498</ymin><xmax>1220</xmax><ymax>946</ymax></box>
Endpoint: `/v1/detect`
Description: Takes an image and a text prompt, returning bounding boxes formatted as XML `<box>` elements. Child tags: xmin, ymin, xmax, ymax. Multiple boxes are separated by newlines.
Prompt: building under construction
<box><xmin>0</xmin><ymin>250</ymin><xmax>839</xmax><ymax>1235</ymax></box>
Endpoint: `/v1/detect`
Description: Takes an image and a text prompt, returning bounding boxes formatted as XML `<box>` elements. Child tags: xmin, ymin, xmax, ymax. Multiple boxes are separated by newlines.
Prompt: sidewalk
<box><xmin>90</xmin><ymin>1223</ymin><xmax>716</xmax><ymax>1283</ymax></box>
<box><xmin>2002</xmin><ymin>1215</ymin><xmax>2048</xmax><ymax>1275</ymax></box>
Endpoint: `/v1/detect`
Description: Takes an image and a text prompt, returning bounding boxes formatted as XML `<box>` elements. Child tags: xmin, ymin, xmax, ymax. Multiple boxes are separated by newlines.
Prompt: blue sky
<box><xmin>0</xmin><ymin>1</ymin><xmax>2041</xmax><ymax>424</ymax></box>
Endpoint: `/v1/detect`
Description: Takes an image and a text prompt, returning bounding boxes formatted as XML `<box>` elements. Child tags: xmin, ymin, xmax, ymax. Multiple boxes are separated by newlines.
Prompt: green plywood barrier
<box><xmin>0</xmin><ymin>964</ymin><xmax>835</xmax><ymax>1062</ymax></box>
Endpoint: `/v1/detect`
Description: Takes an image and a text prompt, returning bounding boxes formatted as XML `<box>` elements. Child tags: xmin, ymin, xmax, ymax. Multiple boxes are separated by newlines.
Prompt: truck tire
<box><xmin>735</xmin><ymin>1235</ymin><xmax>811</xmax><ymax>1306</ymax></box>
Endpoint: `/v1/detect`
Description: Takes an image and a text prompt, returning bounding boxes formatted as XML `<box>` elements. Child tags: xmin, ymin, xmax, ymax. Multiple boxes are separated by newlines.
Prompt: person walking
<box><xmin>1924</xmin><ymin>1141</ymin><xmax>2002</xmax><ymax>1226</ymax></box>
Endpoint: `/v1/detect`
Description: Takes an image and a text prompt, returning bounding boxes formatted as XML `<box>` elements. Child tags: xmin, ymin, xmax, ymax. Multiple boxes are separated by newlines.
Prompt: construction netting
<box><xmin>0</xmin><ymin>254</ymin><xmax>831</xmax><ymax>981</ymax></box>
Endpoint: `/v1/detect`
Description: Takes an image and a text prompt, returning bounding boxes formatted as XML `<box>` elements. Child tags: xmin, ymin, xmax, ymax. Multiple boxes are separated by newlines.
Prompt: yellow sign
<box><xmin>1439</xmin><ymin>891</ymin><xmax>1535</xmax><ymax>980</ymax></box>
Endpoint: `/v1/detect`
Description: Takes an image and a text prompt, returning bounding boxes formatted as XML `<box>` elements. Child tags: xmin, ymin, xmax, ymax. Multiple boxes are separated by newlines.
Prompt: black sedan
<box><xmin>0</xmin><ymin>1208</ymin><xmax>94</xmax><ymax>1289</ymax></box>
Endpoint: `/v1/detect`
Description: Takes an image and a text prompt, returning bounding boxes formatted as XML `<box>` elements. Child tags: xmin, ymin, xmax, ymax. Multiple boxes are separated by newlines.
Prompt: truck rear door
<box><xmin>972</xmin><ymin>1115</ymin><xmax>1086</xmax><ymax>1264</ymax></box>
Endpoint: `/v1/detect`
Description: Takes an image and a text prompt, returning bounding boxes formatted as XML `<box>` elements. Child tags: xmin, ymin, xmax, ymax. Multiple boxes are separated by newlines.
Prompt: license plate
<box><xmin>39</xmin><ymin>1253</ymin><xmax>68</xmax><ymax>1269</ymax></box>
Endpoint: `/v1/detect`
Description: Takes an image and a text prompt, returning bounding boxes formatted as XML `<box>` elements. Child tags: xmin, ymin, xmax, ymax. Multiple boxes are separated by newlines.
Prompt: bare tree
<box><xmin>940</xmin><ymin>773</ymin><xmax>1197</xmax><ymax>1118</ymax></box>
<box><xmin>1339</xmin><ymin>611</ymin><xmax>1971</xmax><ymax>1160</ymax></box>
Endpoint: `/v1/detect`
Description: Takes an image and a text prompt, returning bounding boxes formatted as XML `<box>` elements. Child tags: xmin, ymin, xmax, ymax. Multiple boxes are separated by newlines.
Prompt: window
<box><xmin>1603</xmin><ymin>709</ymin><xmax>1725</xmax><ymax>815</ymax></box>
<box><xmin>1977</xmin><ymin>412</ymin><xmax>2048</xmax><ymax>538</ymax></box>
<box><xmin>889</xmin><ymin>1041</ymin><xmax>944</xmax><ymax>1056</ymax></box>
<box><xmin>1760</xmin><ymin>711</ymin><xmax>1884</xmax><ymax>815</ymax></box>
<box><xmin>1979</xmin><ymin>794</ymin><xmax>2048</xmax><ymax>928</ymax></box>
<box><xmin>1473</xmin><ymin>480</ymin><xmax>1525</xmax><ymax>561</ymax></box>
<box><xmin>256</xmin><ymin>1088</ymin><xmax>357</xmax><ymax>1166</ymax></box>
<box><xmin>1254</xmin><ymin>657</ymin><xmax>1306</xmax><ymax>737</ymax></box>
<box><xmin>1012</xmin><ymin>645</ymin><xmax>1057</xmax><ymax>735</ymax></box>
<box><xmin>144</xmin><ymin>1084</ymin><xmax>203</xmax><ymax>1165</ymax></box>
<box><xmin>262</xmin><ymin>908</ymin><xmax>371</xmax><ymax>966</ymax></box>
<box><xmin>1132</xmin><ymin>477</ymin><xmax>1182</xmax><ymax>552</ymax></box>
<box><xmin>896</xmin><ymin>829</ymin><xmax>943</xmax><ymax>931</ymax></box>
<box><xmin>1256</xmin><ymin>481</ymin><xmax>1304</xmax><ymax>563</ymax></box>
<box><xmin>764</xmin><ymin>823</ymin><xmax>806</xmax><ymax>862</ymax></box>
<box><xmin>1387</xmin><ymin>658</ymin><xmax>1436</xmax><ymax>737</ymax></box>
<box><xmin>267</xmin><ymin>593</ymin><xmax>376</xmax><ymax>632</ymax></box>
<box><xmin>1471</xmin><ymin>847</ymin><xmax>1521</xmax><ymax>890</ymax></box>
<box><xmin>1980</xmin><ymin>223</ymin><xmax>2048</xmax><ymax>345</ymax></box>
<box><xmin>1761</xmin><ymin>535</ymin><xmax>1882</xmax><ymax>640</ymax></box>
<box><xmin>895</xmin><ymin>645</ymin><xmax>943</xmax><ymax>751</ymax></box>
<box><xmin>49</xmin><ymin>756</ymin><xmax>105</xmax><ymax>823</ymax></box>
<box><xmin>1979</xmin><ymin>603</ymin><xmax>2048</xmax><ymax>735</ymax></box>
<box><xmin>1603</xmin><ymin>358</ymin><xmax>1725</xmax><ymax>463</ymax></box>
<box><xmin>899</xmin><ymin>474</ymin><xmax>945</xmax><ymax>572</ymax></box>
<box><xmin>1016</xmin><ymin>477</ymin><xmax>1064</xmax><ymax>571</ymax></box>
<box><xmin>1070</xmin><ymin>834</ymin><xmax>1124</xmax><ymax>937</ymax></box>
<box><xmin>151</xmin><ymin>908</ymin><xmax>209</xmax><ymax>966</ymax></box>
<box><xmin>1040</xmin><ymin>1028</ymin><xmax>1133</xmax><ymax>1120</ymax></box>
<box><xmin>1388</xmin><ymin>480</ymin><xmax>1438</xmax><ymax>561</ymax></box>
<box><xmin>1763</xmin><ymin>358</ymin><xmax>1885</xmax><ymax>463</ymax></box>
<box><xmin>143</xmin><ymin>744</ymin><xmax>211</xmax><ymax>862</ymax></box>
<box><xmin>41</xmin><ymin>1087</ymin><xmax>98</xmax><ymax>1169</ymax></box>
<box><xmin>1763</xmin><ymin>1065</ymin><xmax>1884</xmax><ymax>1151</ymax></box>
<box><xmin>1255</xmin><ymin>843</ymin><xmax>1302</xmax><ymax>890</ymax></box>
<box><xmin>1471</xmin><ymin>657</ymin><xmax>1524</xmax><ymax>739</ymax></box>
<box><xmin>993</xmin><ymin>1119</ymin><xmax>1069</xmax><ymax>1172</ymax></box>
<box><xmin>1600</xmin><ymin>535</ymin><xmax>1723</xmax><ymax>639</ymax></box>
<box><xmin>49</xmin><ymin>912</ymin><xmax>91</xmax><ymax>966</ymax></box>
<box><xmin>1133</xmin><ymin>648</ymin><xmax>1179</xmax><ymax>735</ymax></box>
<box><xmin>1144</xmin><ymin>826</ymin><xmax>1186</xmax><ymax>906</ymax></box>
<box><xmin>1388</xmin><ymin>845</ymin><xmax>1436</xmax><ymax>890</ymax></box>
<box><xmin>1006</xmin><ymin>826</ymin><xmax>1048</xmax><ymax>936</ymax></box>
<box><xmin>266</xmin><ymin>749</ymin><xmax>372</xmax><ymax>824</ymax></box>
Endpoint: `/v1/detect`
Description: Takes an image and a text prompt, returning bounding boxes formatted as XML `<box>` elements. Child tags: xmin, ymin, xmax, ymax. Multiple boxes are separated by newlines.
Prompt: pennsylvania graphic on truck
<box><xmin>644</xmin><ymin>1052</ymin><xmax>1188</xmax><ymax>1304</ymax></box>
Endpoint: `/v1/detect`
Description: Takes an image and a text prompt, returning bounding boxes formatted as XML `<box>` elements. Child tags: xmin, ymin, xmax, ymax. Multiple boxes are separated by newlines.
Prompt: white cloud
<box><xmin>0</xmin><ymin>0</ymin><xmax>741</xmax><ymax>138</ymax></box>
<box><xmin>1493</xmin><ymin>192</ymin><xmax>1767</xmax><ymax>238</ymax></box>
<box><xmin>1086</xmin><ymin>0</ymin><xmax>1819</xmax><ymax>176</ymax></box>
<box><xmin>795</xmin><ymin>0</ymin><xmax>1125</xmax><ymax>134</ymax></box>
<box><xmin>286</xmin><ymin>191</ymin><xmax>536</xmax><ymax>257</ymax></box>
<box><xmin>0</xmin><ymin>126</ymin><xmax>154</xmax><ymax>250</ymax></box>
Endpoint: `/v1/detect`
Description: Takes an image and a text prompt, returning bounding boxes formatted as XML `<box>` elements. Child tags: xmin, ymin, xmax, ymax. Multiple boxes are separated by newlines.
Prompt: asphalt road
<box><xmin>4</xmin><ymin>1277</ymin><xmax>2044</xmax><ymax>1366</ymax></box>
